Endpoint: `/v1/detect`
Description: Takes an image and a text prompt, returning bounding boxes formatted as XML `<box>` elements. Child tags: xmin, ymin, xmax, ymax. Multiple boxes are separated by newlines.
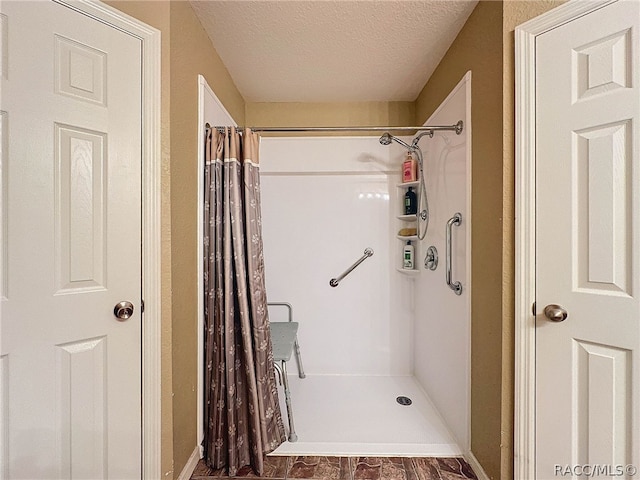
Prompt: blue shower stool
<box><xmin>268</xmin><ymin>302</ymin><xmax>306</xmax><ymax>442</ymax></box>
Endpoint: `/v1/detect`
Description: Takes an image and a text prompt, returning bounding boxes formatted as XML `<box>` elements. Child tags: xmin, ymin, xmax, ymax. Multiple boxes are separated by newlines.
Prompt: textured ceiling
<box><xmin>190</xmin><ymin>1</ymin><xmax>478</xmax><ymax>103</ymax></box>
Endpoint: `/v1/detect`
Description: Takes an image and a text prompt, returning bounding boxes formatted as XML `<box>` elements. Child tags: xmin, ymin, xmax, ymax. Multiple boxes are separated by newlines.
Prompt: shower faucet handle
<box><xmin>424</xmin><ymin>246</ymin><xmax>438</xmax><ymax>271</ymax></box>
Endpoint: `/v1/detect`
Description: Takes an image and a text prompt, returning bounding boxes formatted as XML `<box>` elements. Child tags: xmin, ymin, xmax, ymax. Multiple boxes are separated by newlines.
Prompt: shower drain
<box><xmin>396</xmin><ymin>396</ymin><xmax>412</xmax><ymax>406</ymax></box>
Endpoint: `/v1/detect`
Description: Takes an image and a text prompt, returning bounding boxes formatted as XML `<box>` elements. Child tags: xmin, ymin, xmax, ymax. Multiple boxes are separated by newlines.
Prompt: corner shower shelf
<box><xmin>396</xmin><ymin>182</ymin><xmax>419</xmax><ymax>277</ymax></box>
<box><xmin>396</xmin><ymin>180</ymin><xmax>420</xmax><ymax>189</ymax></box>
<box><xmin>396</xmin><ymin>268</ymin><xmax>419</xmax><ymax>275</ymax></box>
<box><xmin>397</xmin><ymin>235</ymin><xmax>418</xmax><ymax>241</ymax></box>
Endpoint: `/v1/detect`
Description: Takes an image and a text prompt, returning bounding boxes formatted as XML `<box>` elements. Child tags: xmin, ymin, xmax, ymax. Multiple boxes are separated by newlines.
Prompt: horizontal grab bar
<box><xmin>330</xmin><ymin>248</ymin><xmax>374</xmax><ymax>287</ymax></box>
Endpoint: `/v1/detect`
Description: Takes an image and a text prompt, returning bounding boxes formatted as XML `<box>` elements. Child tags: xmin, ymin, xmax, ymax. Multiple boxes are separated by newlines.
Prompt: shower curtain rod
<box><xmin>208</xmin><ymin>120</ymin><xmax>463</xmax><ymax>135</ymax></box>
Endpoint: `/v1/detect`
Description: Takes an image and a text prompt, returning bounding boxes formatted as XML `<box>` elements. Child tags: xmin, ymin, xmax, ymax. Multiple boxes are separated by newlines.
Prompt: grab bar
<box><xmin>446</xmin><ymin>213</ymin><xmax>463</xmax><ymax>295</ymax></box>
<box><xmin>330</xmin><ymin>248</ymin><xmax>374</xmax><ymax>287</ymax></box>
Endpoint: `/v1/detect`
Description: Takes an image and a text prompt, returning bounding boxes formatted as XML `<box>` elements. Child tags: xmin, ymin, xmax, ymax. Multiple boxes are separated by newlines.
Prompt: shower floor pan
<box><xmin>271</xmin><ymin>375</ymin><xmax>461</xmax><ymax>457</ymax></box>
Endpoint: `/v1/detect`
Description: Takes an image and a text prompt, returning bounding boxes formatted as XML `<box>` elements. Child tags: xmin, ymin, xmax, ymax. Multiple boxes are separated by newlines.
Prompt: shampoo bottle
<box><xmin>404</xmin><ymin>187</ymin><xmax>417</xmax><ymax>215</ymax></box>
<box><xmin>402</xmin><ymin>152</ymin><xmax>417</xmax><ymax>183</ymax></box>
<box><xmin>403</xmin><ymin>241</ymin><xmax>414</xmax><ymax>270</ymax></box>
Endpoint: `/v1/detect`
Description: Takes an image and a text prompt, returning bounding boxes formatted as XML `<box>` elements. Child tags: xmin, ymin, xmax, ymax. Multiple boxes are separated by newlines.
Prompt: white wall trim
<box><xmin>514</xmin><ymin>1</ymin><xmax>617</xmax><ymax>479</ymax></box>
<box><xmin>177</xmin><ymin>446</ymin><xmax>201</xmax><ymax>480</ymax></box>
<box><xmin>513</xmin><ymin>20</ymin><xmax>537</xmax><ymax>480</ymax></box>
<box><xmin>465</xmin><ymin>451</ymin><xmax>490</xmax><ymax>480</ymax></box>
<box><xmin>54</xmin><ymin>1</ymin><xmax>162</xmax><ymax>478</ymax></box>
<box><xmin>463</xmin><ymin>70</ymin><xmax>472</xmax><ymax>455</ymax></box>
<box><xmin>196</xmin><ymin>75</ymin><xmax>206</xmax><ymax>460</ymax></box>
<box><xmin>197</xmin><ymin>75</ymin><xmax>237</xmax><ymax>457</ymax></box>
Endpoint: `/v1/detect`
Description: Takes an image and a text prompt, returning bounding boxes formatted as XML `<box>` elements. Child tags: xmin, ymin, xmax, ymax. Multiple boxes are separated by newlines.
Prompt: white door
<box><xmin>536</xmin><ymin>1</ymin><xmax>639</xmax><ymax>478</ymax></box>
<box><xmin>0</xmin><ymin>1</ymin><xmax>142</xmax><ymax>478</ymax></box>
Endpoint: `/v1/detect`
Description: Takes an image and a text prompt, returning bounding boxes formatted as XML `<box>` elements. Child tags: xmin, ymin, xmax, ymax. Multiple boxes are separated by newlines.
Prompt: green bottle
<box><xmin>404</xmin><ymin>187</ymin><xmax>417</xmax><ymax>215</ymax></box>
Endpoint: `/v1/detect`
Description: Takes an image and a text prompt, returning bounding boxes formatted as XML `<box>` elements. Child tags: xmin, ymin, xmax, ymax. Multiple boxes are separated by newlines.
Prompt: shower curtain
<box><xmin>203</xmin><ymin>126</ymin><xmax>285</xmax><ymax>476</ymax></box>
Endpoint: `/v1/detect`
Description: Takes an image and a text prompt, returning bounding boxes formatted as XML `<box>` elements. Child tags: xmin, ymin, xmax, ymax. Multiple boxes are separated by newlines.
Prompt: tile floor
<box><xmin>191</xmin><ymin>456</ymin><xmax>477</xmax><ymax>480</ymax></box>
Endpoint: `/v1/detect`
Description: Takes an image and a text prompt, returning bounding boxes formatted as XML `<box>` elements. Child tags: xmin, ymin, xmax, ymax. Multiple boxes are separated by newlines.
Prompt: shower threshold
<box><xmin>271</xmin><ymin>375</ymin><xmax>461</xmax><ymax>457</ymax></box>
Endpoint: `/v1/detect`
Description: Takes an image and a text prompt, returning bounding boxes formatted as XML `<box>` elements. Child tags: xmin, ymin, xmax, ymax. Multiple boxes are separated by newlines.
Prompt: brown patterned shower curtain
<box><xmin>203</xmin><ymin>126</ymin><xmax>285</xmax><ymax>476</ymax></box>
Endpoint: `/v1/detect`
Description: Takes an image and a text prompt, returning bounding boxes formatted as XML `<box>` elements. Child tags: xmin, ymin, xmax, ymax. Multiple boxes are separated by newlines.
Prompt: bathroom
<box><xmin>257</xmin><ymin>76</ymin><xmax>471</xmax><ymax>458</ymax></box>
<box><xmin>186</xmin><ymin>0</ymin><xmax>507</xmax><ymax>478</ymax></box>
<box><xmin>3</xmin><ymin>0</ymin><xmax>635</xmax><ymax>479</ymax></box>
<box><xmin>105</xmin><ymin>1</ymin><xmax>533</xmax><ymax>478</ymax></box>
<box><xmin>193</xmin><ymin>0</ymin><xmax>479</xmax><ymax>474</ymax></box>
<box><xmin>197</xmin><ymin>80</ymin><xmax>472</xmax><ymax>477</ymax></box>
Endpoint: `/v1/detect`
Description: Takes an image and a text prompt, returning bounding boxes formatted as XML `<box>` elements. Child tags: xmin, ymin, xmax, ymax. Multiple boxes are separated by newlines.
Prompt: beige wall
<box><xmin>104</xmin><ymin>1</ymin><xmax>245</xmax><ymax>478</ymax></box>
<box><xmin>415</xmin><ymin>3</ymin><xmax>504</xmax><ymax>478</ymax></box>
<box><xmin>246</xmin><ymin>101</ymin><xmax>415</xmax><ymax>132</ymax></box>
<box><xmin>169</xmin><ymin>2</ymin><xmax>245</xmax><ymax>476</ymax></box>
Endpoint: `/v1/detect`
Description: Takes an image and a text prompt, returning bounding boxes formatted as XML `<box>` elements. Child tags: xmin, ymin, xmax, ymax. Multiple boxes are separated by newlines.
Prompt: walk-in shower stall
<box><xmin>198</xmin><ymin>72</ymin><xmax>471</xmax><ymax>459</ymax></box>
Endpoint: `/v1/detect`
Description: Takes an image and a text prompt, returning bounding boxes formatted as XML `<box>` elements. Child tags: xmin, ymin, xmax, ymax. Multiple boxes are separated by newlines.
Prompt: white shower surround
<box><xmin>260</xmin><ymin>137</ymin><xmax>412</xmax><ymax>376</ymax></box>
<box><xmin>259</xmin><ymin>72</ymin><xmax>471</xmax><ymax>455</ymax></box>
<box><xmin>412</xmin><ymin>73</ymin><xmax>472</xmax><ymax>451</ymax></box>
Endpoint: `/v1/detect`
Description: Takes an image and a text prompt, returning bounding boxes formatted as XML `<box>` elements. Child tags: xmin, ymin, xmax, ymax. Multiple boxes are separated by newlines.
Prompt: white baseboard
<box><xmin>177</xmin><ymin>446</ymin><xmax>201</xmax><ymax>480</ymax></box>
<box><xmin>465</xmin><ymin>450</ymin><xmax>490</xmax><ymax>480</ymax></box>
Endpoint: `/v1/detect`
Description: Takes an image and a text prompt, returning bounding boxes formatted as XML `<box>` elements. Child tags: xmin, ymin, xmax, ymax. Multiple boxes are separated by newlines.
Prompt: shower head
<box><xmin>379</xmin><ymin>133</ymin><xmax>393</xmax><ymax>145</ymax></box>
<box><xmin>379</xmin><ymin>132</ymin><xmax>413</xmax><ymax>150</ymax></box>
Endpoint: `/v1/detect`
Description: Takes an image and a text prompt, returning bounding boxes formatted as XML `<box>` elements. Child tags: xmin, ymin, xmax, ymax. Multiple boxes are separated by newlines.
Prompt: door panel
<box><xmin>0</xmin><ymin>1</ymin><xmax>142</xmax><ymax>478</ymax></box>
<box><xmin>55</xmin><ymin>123</ymin><xmax>107</xmax><ymax>293</ymax></box>
<box><xmin>573</xmin><ymin>340</ymin><xmax>631</xmax><ymax>467</ymax></box>
<box><xmin>56</xmin><ymin>337</ymin><xmax>108</xmax><ymax>479</ymax></box>
<box><xmin>574</xmin><ymin>120</ymin><xmax>631</xmax><ymax>296</ymax></box>
<box><xmin>536</xmin><ymin>1</ymin><xmax>639</xmax><ymax>477</ymax></box>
